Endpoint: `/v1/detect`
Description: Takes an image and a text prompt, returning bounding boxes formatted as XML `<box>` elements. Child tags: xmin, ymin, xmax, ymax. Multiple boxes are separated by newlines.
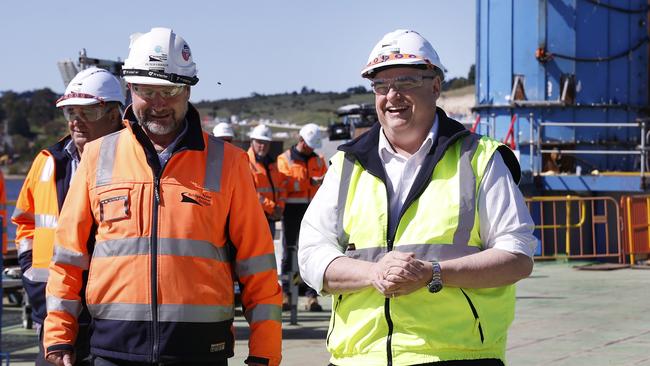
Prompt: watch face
<box><xmin>428</xmin><ymin>280</ymin><xmax>443</xmax><ymax>293</ymax></box>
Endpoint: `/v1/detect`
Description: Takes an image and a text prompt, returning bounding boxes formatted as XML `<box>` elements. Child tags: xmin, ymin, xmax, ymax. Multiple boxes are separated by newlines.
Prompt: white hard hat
<box><xmin>56</xmin><ymin>67</ymin><xmax>125</xmax><ymax>108</ymax></box>
<box><xmin>250</xmin><ymin>124</ymin><xmax>272</xmax><ymax>142</ymax></box>
<box><xmin>299</xmin><ymin>123</ymin><xmax>322</xmax><ymax>149</ymax></box>
<box><xmin>122</xmin><ymin>27</ymin><xmax>198</xmax><ymax>86</ymax></box>
<box><xmin>361</xmin><ymin>29</ymin><xmax>446</xmax><ymax>79</ymax></box>
<box><xmin>213</xmin><ymin>122</ymin><xmax>234</xmax><ymax>138</ymax></box>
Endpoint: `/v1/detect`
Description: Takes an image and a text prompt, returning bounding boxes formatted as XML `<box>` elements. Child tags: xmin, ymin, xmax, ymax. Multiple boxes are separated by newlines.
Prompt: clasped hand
<box><xmin>370</xmin><ymin>251</ymin><xmax>430</xmax><ymax>298</ymax></box>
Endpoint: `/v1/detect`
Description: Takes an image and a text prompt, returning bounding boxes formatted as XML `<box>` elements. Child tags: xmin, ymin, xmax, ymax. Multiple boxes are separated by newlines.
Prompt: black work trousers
<box><xmin>282</xmin><ymin>203</ymin><xmax>317</xmax><ymax>297</ymax></box>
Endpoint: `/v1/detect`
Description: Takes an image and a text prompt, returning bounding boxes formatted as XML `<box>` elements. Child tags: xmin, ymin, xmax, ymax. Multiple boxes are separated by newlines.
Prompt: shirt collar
<box><xmin>63</xmin><ymin>138</ymin><xmax>81</xmax><ymax>162</ymax></box>
<box><xmin>378</xmin><ymin>114</ymin><xmax>439</xmax><ymax>163</ymax></box>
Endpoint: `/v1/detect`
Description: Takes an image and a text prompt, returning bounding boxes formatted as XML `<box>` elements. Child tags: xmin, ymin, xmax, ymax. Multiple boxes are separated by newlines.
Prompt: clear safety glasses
<box><xmin>61</xmin><ymin>105</ymin><xmax>111</xmax><ymax>122</ymax></box>
<box><xmin>130</xmin><ymin>84</ymin><xmax>186</xmax><ymax>100</ymax></box>
<box><xmin>370</xmin><ymin>75</ymin><xmax>434</xmax><ymax>95</ymax></box>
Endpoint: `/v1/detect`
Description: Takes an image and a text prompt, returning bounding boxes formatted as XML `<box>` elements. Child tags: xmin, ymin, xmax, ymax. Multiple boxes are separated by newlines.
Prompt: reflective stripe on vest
<box><xmin>236</xmin><ymin>253</ymin><xmax>277</xmax><ymax>277</ymax></box>
<box><xmin>47</xmin><ymin>295</ymin><xmax>82</xmax><ymax>317</ymax></box>
<box><xmin>18</xmin><ymin>238</ymin><xmax>33</xmax><ymax>255</ymax></box>
<box><xmin>93</xmin><ymin>237</ymin><xmax>230</xmax><ymax>262</ymax></box>
<box><xmin>244</xmin><ymin>303</ymin><xmax>282</xmax><ymax>324</ymax></box>
<box><xmin>11</xmin><ymin>207</ymin><xmax>34</xmax><ymax>221</ymax></box>
<box><xmin>87</xmin><ymin>303</ymin><xmax>235</xmax><ymax>323</ymax></box>
<box><xmin>96</xmin><ymin>132</ymin><xmax>121</xmax><ymax>187</ymax></box>
<box><xmin>204</xmin><ymin>136</ymin><xmax>224</xmax><ymax>192</ymax></box>
<box><xmin>52</xmin><ymin>245</ymin><xmax>90</xmax><ymax>270</ymax></box>
<box><xmin>35</xmin><ymin>214</ymin><xmax>57</xmax><ymax>229</ymax></box>
<box><xmin>453</xmin><ymin>134</ymin><xmax>481</xmax><ymax>247</ymax></box>
<box><xmin>24</xmin><ymin>267</ymin><xmax>49</xmax><ymax>282</ymax></box>
<box><xmin>285</xmin><ymin>197</ymin><xmax>309</xmax><ymax>204</ymax></box>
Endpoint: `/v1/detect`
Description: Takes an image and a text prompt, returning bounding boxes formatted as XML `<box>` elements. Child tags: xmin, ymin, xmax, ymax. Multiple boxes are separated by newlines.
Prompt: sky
<box><xmin>0</xmin><ymin>1</ymin><xmax>475</xmax><ymax>102</ymax></box>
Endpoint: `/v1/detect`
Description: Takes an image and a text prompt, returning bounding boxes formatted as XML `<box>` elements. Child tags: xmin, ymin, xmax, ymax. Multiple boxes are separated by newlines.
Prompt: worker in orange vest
<box><xmin>0</xmin><ymin>170</ymin><xmax>7</xmax><ymax>255</ymax></box>
<box><xmin>44</xmin><ymin>27</ymin><xmax>281</xmax><ymax>366</ymax></box>
<box><xmin>277</xmin><ymin>123</ymin><xmax>327</xmax><ymax>311</ymax></box>
<box><xmin>247</xmin><ymin>124</ymin><xmax>287</xmax><ymax>237</ymax></box>
<box><xmin>12</xmin><ymin>67</ymin><xmax>125</xmax><ymax>366</ymax></box>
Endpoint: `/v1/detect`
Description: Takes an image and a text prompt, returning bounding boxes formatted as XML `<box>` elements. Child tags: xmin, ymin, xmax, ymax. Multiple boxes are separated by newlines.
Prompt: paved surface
<box><xmin>2</xmin><ymin>261</ymin><xmax>649</xmax><ymax>365</ymax></box>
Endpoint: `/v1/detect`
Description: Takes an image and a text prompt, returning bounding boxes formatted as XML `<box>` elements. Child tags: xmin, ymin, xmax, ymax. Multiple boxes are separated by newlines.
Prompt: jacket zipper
<box><xmin>460</xmin><ymin>288</ymin><xmax>484</xmax><ymax>344</ymax></box>
<box><xmin>385</xmin><ymin>237</ymin><xmax>394</xmax><ymax>366</ymax></box>
<box><xmin>326</xmin><ymin>294</ymin><xmax>343</xmax><ymax>347</ymax></box>
<box><xmin>151</xmin><ymin>175</ymin><xmax>161</xmax><ymax>362</ymax></box>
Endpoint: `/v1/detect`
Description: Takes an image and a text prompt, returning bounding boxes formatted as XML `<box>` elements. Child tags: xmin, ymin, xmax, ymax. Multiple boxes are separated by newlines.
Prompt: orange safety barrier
<box><xmin>620</xmin><ymin>195</ymin><xmax>650</xmax><ymax>265</ymax></box>
<box><xmin>526</xmin><ymin>196</ymin><xmax>622</xmax><ymax>261</ymax></box>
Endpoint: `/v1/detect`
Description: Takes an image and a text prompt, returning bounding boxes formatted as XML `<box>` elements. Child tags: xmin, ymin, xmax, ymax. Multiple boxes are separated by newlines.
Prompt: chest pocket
<box><xmin>95</xmin><ymin>184</ymin><xmax>144</xmax><ymax>238</ymax></box>
<box><xmin>99</xmin><ymin>189</ymin><xmax>130</xmax><ymax>222</ymax></box>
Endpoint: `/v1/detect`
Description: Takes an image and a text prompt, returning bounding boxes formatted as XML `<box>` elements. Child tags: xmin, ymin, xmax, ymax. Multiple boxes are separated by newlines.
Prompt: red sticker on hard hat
<box><xmin>182</xmin><ymin>44</ymin><xmax>191</xmax><ymax>61</ymax></box>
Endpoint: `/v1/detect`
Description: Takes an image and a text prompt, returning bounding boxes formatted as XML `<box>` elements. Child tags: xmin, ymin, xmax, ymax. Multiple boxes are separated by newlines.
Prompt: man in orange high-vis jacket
<box><xmin>247</xmin><ymin>124</ymin><xmax>287</xmax><ymax>237</ymax></box>
<box><xmin>44</xmin><ymin>27</ymin><xmax>282</xmax><ymax>366</ymax></box>
<box><xmin>12</xmin><ymin>67</ymin><xmax>125</xmax><ymax>366</ymax></box>
<box><xmin>277</xmin><ymin>123</ymin><xmax>327</xmax><ymax>311</ymax></box>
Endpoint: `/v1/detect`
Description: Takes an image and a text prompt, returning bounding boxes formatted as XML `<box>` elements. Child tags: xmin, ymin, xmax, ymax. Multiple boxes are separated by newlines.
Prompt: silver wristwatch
<box><xmin>426</xmin><ymin>261</ymin><xmax>443</xmax><ymax>293</ymax></box>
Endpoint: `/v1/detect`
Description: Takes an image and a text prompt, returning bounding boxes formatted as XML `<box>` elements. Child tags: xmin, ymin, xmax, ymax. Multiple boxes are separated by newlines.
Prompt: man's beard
<box><xmin>140</xmin><ymin>118</ymin><xmax>182</xmax><ymax>135</ymax></box>
<box><xmin>136</xmin><ymin>103</ymin><xmax>187</xmax><ymax>136</ymax></box>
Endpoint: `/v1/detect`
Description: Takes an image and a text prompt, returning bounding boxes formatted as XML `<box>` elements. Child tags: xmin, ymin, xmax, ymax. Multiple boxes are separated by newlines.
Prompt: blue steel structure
<box><xmin>475</xmin><ymin>0</ymin><xmax>650</xmax><ymax>194</ymax></box>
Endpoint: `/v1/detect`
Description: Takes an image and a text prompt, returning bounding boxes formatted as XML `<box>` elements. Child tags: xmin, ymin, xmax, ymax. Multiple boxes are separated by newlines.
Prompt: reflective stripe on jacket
<box><xmin>44</xmin><ymin>105</ymin><xmax>282</xmax><ymax>365</ymax></box>
<box><xmin>11</xmin><ymin>137</ymin><xmax>76</xmax><ymax>324</ymax></box>
<box><xmin>277</xmin><ymin>147</ymin><xmax>327</xmax><ymax>204</ymax></box>
<box><xmin>246</xmin><ymin>148</ymin><xmax>287</xmax><ymax>216</ymax></box>
<box><xmin>326</xmin><ymin>110</ymin><xmax>520</xmax><ymax>365</ymax></box>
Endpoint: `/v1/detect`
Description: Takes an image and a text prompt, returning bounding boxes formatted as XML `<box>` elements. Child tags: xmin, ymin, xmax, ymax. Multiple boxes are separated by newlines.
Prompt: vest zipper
<box><xmin>460</xmin><ymin>288</ymin><xmax>484</xmax><ymax>344</ymax></box>
<box><xmin>326</xmin><ymin>294</ymin><xmax>343</xmax><ymax>347</ymax></box>
<box><xmin>151</xmin><ymin>175</ymin><xmax>161</xmax><ymax>362</ymax></box>
<box><xmin>385</xmin><ymin>238</ymin><xmax>394</xmax><ymax>366</ymax></box>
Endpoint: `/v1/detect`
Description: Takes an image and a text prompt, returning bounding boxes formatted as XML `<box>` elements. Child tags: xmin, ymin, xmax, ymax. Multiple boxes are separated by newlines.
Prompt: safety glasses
<box><xmin>370</xmin><ymin>75</ymin><xmax>434</xmax><ymax>95</ymax></box>
<box><xmin>61</xmin><ymin>105</ymin><xmax>111</xmax><ymax>122</ymax></box>
<box><xmin>130</xmin><ymin>84</ymin><xmax>186</xmax><ymax>100</ymax></box>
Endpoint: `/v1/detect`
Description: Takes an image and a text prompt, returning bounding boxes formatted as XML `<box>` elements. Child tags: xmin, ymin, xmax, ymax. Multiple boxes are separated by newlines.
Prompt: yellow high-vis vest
<box><xmin>328</xmin><ymin>133</ymin><xmax>515</xmax><ymax>366</ymax></box>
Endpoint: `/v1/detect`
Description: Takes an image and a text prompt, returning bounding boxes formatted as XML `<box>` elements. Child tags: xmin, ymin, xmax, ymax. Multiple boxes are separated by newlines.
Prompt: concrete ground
<box><xmin>2</xmin><ymin>261</ymin><xmax>649</xmax><ymax>365</ymax></box>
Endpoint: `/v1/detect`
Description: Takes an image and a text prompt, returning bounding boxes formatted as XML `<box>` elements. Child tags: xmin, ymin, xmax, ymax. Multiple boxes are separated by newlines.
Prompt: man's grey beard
<box><xmin>139</xmin><ymin>119</ymin><xmax>182</xmax><ymax>136</ymax></box>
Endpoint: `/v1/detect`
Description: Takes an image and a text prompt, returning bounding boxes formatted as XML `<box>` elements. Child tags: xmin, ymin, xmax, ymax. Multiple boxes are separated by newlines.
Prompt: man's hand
<box><xmin>46</xmin><ymin>350</ymin><xmax>75</xmax><ymax>366</ymax></box>
<box><xmin>269</xmin><ymin>205</ymin><xmax>283</xmax><ymax>221</ymax></box>
<box><xmin>370</xmin><ymin>252</ymin><xmax>427</xmax><ymax>296</ymax></box>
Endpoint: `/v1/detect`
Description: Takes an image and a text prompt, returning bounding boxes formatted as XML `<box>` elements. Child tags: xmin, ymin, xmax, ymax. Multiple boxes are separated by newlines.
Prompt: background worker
<box><xmin>44</xmin><ymin>27</ymin><xmax>281</xmax><ymax>366</ymax></box>
<box><xmin>247</xmin><ymin>124</ymin><xmax>287</xmax><ymax>237</ymax></box>
<box><xmin>12</xmin><ymin>67</ymin><xmax>125</xmax><ymax>366</ymax></box>
<box><xmin>299</xmin><ymin>29</ymin><xmax>537</xmax><ymax>365</ymax></box>
<box><xmin>277</xmin><ymin>123</ymin><xmax>326</xmax><ymax>311</ymax></box>
<box><xmin>213</xmin><ymin>121</ymin><xmax>235</xmax><ymax>142</ymax></box>
<box><xmin>0</xmin><ymin>170</ymin><xmax>6</xmax><ymax>255</ymax></box>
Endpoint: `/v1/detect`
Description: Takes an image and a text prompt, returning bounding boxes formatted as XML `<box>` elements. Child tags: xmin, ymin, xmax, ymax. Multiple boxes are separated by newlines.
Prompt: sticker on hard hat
<box><xmin>182</xmin><ymin>44</ymin><xmax>191</xmax><ymax>61</ymax></box>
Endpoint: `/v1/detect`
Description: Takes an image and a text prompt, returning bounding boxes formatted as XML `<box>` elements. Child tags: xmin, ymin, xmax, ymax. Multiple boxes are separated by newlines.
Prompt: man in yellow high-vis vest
<box><xmin>298</xmin><ymin>29</ymin><xmax>537</xmax><ymax>366</ymax></box>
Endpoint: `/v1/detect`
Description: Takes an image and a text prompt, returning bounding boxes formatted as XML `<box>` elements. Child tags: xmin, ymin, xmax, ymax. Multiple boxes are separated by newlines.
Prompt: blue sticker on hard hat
<box><xmin>155</xmin><ymin>45</ymin><xmax>163</xmax><ymax>53</ymax></box>
<box><xmin>182</xmin><ymin>44</ymin><xmax>191</xmax><ymax>61</ymax></box>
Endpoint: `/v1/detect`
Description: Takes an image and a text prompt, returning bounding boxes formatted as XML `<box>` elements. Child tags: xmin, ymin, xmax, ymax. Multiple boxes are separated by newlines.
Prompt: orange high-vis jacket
<box><xmin>44</xmin><ymin>105</ymin><xmax>282</xmax><ymax>365</ymax></box>
<box><xmin>11</xmin><ymin>137</ymin><xmax>84</xmax><ymax>326</ymax></box>
<box><xmin>246</xmin><ymin>148</ymin><xmax>287</xmax><ymax>217</ymax></box>
<box><xmin>277</xmin><ymin>147</ymin><xmax>327</xmax><ymax>204</ymax></box>
<box><xmin>0</xmin><ymin>170</ymin><xmax>7</xmax><ymax>254</ymax></box>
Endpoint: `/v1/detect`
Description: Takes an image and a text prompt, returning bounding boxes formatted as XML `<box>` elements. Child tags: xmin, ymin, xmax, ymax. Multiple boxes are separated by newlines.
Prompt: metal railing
<box><xmin>526</xmin><ymin>195</ymin><xmax>622</xmax><ymax>261</ymax></box>
<box><xmin>620</xmin><ymin>194</ymin><xmax>650</xmax><ymax>265</ymax></box>
<box><xmin>533</xmin><ymin>119</ymin><xmax>646</xmax><ymax>176</ymax></box>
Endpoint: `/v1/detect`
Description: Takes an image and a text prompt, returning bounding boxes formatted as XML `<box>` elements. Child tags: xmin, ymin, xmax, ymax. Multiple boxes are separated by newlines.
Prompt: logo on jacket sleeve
<box><xmin>180</xmin><ymin>192</ymin><xmax>212</xmax><ymax>206</ymax></box>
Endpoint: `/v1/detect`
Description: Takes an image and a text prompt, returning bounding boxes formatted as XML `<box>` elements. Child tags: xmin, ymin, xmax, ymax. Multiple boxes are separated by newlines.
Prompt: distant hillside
<box><xmin>196</xmin><ymin>85</ymin><xmax>475</xmax><ymax>127</ymax></box>
<box><xmin>195</xmin><ymin>90</ymin><xmax>375</xmax><ymax>126</ymax></box>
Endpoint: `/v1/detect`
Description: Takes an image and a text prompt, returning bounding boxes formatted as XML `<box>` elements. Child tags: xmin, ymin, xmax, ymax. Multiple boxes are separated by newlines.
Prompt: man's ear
<box><xmin>432</xmin><ymin>76</ymin><xmax>442</xmax><ymax>101</ymax></box>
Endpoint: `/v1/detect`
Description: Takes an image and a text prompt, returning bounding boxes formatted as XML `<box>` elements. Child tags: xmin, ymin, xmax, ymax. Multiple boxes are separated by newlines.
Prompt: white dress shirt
<box><xmin>298</xmin><ymin>122</ymin><xmax>538</xmax><ymax>294</ymax></box>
